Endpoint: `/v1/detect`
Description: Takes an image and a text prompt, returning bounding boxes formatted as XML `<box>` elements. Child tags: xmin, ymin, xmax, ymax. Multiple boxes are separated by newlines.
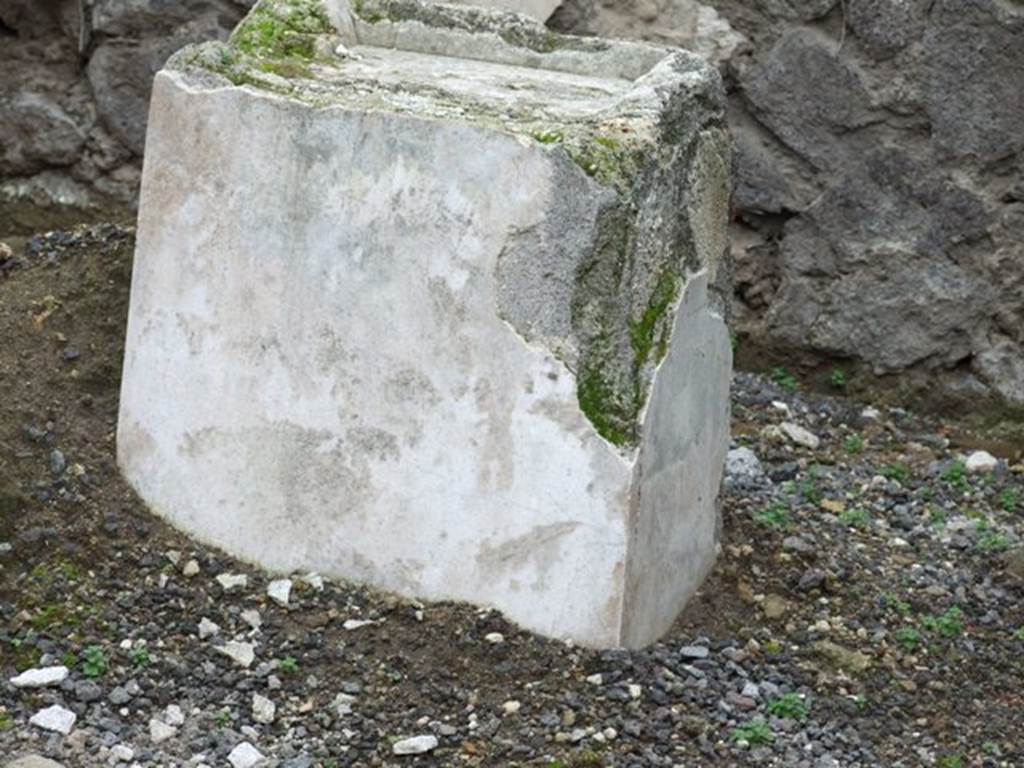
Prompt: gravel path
<box><xmin>1</xmin><ymin>226</ymin><xmax>1023</xmax><ymax>767</ymax></box>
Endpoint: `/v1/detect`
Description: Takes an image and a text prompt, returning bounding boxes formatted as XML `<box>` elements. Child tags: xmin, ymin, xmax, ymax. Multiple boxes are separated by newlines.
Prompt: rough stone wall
<box><xmin>3</xmin><ymin>0</ymin><xmax>1023</xmax><ymax>411</ymax></box>
<box><xmin>553</xmin><ymin>0</ymin><xmax>1024</xmax><ymax>412</ymax></box>
<box><xmin>0</xmin><ymin>0</ymin><xmax>252</xmax><ymax>210</ymax></box>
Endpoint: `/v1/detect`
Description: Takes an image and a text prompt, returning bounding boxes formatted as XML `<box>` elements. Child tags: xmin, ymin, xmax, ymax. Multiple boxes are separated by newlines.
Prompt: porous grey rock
<box><xmin>118</xmin><ymin>0</ymin><xmax>732</xmax><ymax>649</ymax></box>
<box><xmin>216</xmin><ymin>641</ymin><xmax>256</xmax><ymax>668</ymax></box>
<box><xmin>725</xmin><ymin>446</ymin><xmax>763</xmax><ymax>480</ymax></box>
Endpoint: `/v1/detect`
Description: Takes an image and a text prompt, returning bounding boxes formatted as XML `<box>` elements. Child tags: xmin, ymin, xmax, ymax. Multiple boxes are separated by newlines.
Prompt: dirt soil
<box><xmin>1</xmin><ymin>223</ymin><xmax>1024</xmax><ymax>768</ymax></box>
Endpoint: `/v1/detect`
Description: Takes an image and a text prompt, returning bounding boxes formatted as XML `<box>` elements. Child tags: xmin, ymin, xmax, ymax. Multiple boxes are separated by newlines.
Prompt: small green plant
<box><xmin>1013</xmin><ymin>627</ymin><xmax>1024</xmax><ymax>641</ymax></box>
<box><xmin>937</xmin><ymin>756</ymin><xmax>963</xmax><ymax>768</ymax></box>
<box><xmin>853</xmin><ymin>694</ymin><xmax>868</xmax><ymax>711</ymax></box>
<box><xmin>881</xmin><ymin>593</ymin><xmax>911</xmax><ymax>615</ymax></box>
<box><xmin>929</xmin><ymin>507</ymin><xmax>946</xmax><ymax>529</ymax></box>
<box><xmin>1000</xmin><ymin>488</ymin><xmax>1019</xmax><ymax>513</ymax></box>
<box><xmin>843</xmin><ymin>435</ymin><xmax>864</xmax><ymax>454</ymax></box>
<box><xmin>977</xmin><ymin>530</ymin><xmax>1010</xmax><ymax>552</ymax></box>
<box><xmin>797</xmin><ymin>480</ymin><xmax>820</xmax><ymax>505</ymax></box>
<box><xmin>880</xmin><ymin>463</ymin><xmax>910</xmax><ymax>483</ymax></box>
<box><xmin>941</xmin><ymin>461</ymin><xmax>969</xmax><ymax>491</ymax></box>
<box><xmin>532</xmin><ymin>130</ymin><xmax>564</xmax><ymax>144</ymax></box>
<box><xmin>754</xmin><ymin>504</ymin><xmax>790</xmax><ymax>530</ymax></box>
<box><xmin>838</xmin><ymin>507</ymin><xmax>870</xmax><ymax>528</ymax></box>
<box><xmin>0</xmin><ymin>713</ymin><xmax>12</xmax><ymax>732</ymax></box>
<box><xmin>765</xmin><ymin>692</ymin><xmax>809</xmax><ymax>721</ymax></box>
<box><xmin>731</xmin><ymin>719</ymin><xmax>774</xmax><ymax>745</ymax></box>
<box><xmin>62</xmin><ymin>651</ymin><xmax>78</xmax><ymax>668</ymax></box>
<box><xmin>770</xmin><ymin>367</ymin><xmax>797</xmax><ymax>393</ymax></box>
<box><xmin>131</xmin><ymin>648</ymin><xmax>151</xmax><ymax>667</ymax></box>
<box><xmin>894</xmin><ymin>627</ymin><xmax>921</xmax><ymax>651</ymax></box>
<box><xmin>214</xmin><ymin>709</ymin><xmax>232</xmax><ymax>727</ymax></box>
<box><xmin>730</xmin><ymin>332</ymin><xmax>740</xmax><ymax>354</ymax></box>
<box><xmin>829</xmin><ymin>368</ymin><xmax>847</xmax><ymax>389</ymax></box>
<box><xmin>922</xmin><ymin>606</ymin><xmax>964</xmax><ymax>639</ymax></box>
<box><xmin>278</xmin><ymin>656</ymin><xmax>299</xmax><ymax>673</ymax></box>
<box><xmin>81</xmin><ymin>645</ymin><xmax>108</xmax><ymax>678</ymax></box>
<box><xmin>763</xmin><ymin>640</ymin><xmax>784</xmax><ymax>656</ymax></box>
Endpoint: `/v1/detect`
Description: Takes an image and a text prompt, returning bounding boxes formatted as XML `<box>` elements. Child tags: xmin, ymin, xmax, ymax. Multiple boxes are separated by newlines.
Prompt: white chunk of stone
<box><xmin>10</xmin><ymin>665</ymin><xmax>69</xmax><ymax>688</ymax></box>
<box><xmin>30</xmin><ymin>705</ymin><xmax>76</xmax><ymax>735</ymax></box>
<box><xmin>252</xmin><ymin>693</ymin><xmax>276</xmax><ymax>724</ymax></box>
<box><xmin>118</xmin><ymin>0</ymin><xmax>732</xmax><ymax>649</ymax></box>
<box><xmin>198</xmin><ymin>617</ymin><xmax>221</xmax><ymax>639</ymax></box>
<box><xmin>241</xmin><ymin>609</ymin><xmax>262</xmax><ymax>631</ymax></box>
<box><xmin>149</xmin><ymin>718</ymin><xmax>177</xmax><ymax>744</ymax></box>
<box><xmin>484</xmin><ymin>633</ymin><xmax>505</xmax><ymax>645</ymax></box>
<box><xmin>342</xmin><ymin>619</ymin><xmax>375</xmax><ymax>631</ymax></box>
<box><xmin>266</xmin><ymin>579</ymin><xmax>292</xmax><ymax>606</ymax></box>
<box><xmin>216</xmin><ymin>641</ymin><xmax>256</xmax><ymax>668</ymax></box>
<box><xmin>227</xmin><ymin>742</ymin><xmax>265</xmax><ymax>768</ymax></box>
<box><xmin>965</xmin><ymin>450</ymin><xmax>998</xmax><ymax>473</ymax></box>
<box><xmin>110</xmin><ymin>744</ymin><xmax>135</xmax><ymax>762</ymax></box>
<box><xmin>182</xmin><ymin>559</ymin><xmax>201</xmax><ymax>577</ymax></box>
<box><xmin>216</xmin><ymin>573</ymin><xmax>248</xmax><ymax>592</ymax></box>
<box><xmin>392</xmin><ymin>735</ymin><xmax>439</xmax><ymax>756</ymax></box>
<box><xmin>164</xmin><ymin>704</ymin><xmax>185</xmax><ymax>727</ymax></box>
<box><xmin>780</xmin><ymin>422</ymin><xmax>821</xmax><ymax>450</ymax></box>
<box><xmin>332</xmin><ymin>692</ymin><xmax>356</xmax><ymax>716</ymax></box>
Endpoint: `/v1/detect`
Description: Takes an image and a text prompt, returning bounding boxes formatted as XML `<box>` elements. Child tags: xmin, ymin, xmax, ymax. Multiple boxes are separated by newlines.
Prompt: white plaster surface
<box><xmin>118</xmin><ymin>2</ymin><xmax>732</xmax><ymax>648</ymax></box>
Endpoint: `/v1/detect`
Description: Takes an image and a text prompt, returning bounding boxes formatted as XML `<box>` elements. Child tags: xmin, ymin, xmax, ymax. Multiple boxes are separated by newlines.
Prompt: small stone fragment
<box><xmin>252</xmin><ymin>693</ymin><xmax>276</xmax><ymax>724</ymax></box>
<box><xmin>164</xmin><ymin>704</ymin><xmax>185</xmax><ymax>726</ymax></box>
<box><xmin>216</xmin><ymin>573</ymin><xmax>248</xmax><ymax>591</ymax></box>
<box><xmin>182</xmin><ymin>559</ymin><xmax>201</xmax><ymax>577</ymax></box>
<box><xmin>241</xmin><ymin>609</ymin><xmax>262</xmax><ymax>630</ymax></box>
<box><xmin>502</xmin><ymin>700</ymin><xmax>521</xmax><ymax>715</ymax></box>
<box><xmin>342</xmin><ymin>619</ymin><xmax>375</xmax><ymax>630</ymax></box>
<box><xmin>965</xmin><ymin>450</ymin><xmax>998</xmax><ymax>473</ymax></box>
<box><xmin>780</xmin><ymin>422</ymin><xmax>821</xmax><ymax>449</ymax></box>
<box><xmin>30</xmin><ymin>704</ymin><xmax>76</xmax><ymax>734</ymax></box>
<box><xmin>267</xmin><ymin>579</ymin><xmax>292</xmax><ymax>606</ymax></box>
<box><xmin>198</xmin><ymin>617</ymin><xmax>221</xmax><ymax>639</ymax></box>
<box><xmin>216</xmin><ymin>641</ymin><xmax>256</xmax><ymax>668</ymax></box>
<box><xmin>392</xmin><ymin>735</ymin><xmax>439</xmax><ymax>755</ymax></box>
<box><xmin>228</xmin><ymin>742</ymin><xmax>265</xmax><ymax>768</ymax></box>
<box><xmin>680</xmin><ymin>645</ymin><xmax>710</xmax><ymax>660</ymax></box>
<box><xmin>725</xmin><ymin>447</ymin><xmax>764</xmax><ymax>480</ymax></box>
<box><xmin>10</xmin><ymin>665</ymin><xmax>69</xmax><ymax>688</ymax></box>
<box><xmin>484</xmin><ymin>632</ymin><xmax>505</xmax><ymax>644</ymax></box>
<box><xmin>149</xmin><ymin>718</ymin><xmax>177</xmax><ymax>744</ymax></box>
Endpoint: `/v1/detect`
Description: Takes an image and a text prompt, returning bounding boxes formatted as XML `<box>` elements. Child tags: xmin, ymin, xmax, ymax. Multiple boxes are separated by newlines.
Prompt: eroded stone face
<box><xmin>118</xmin><ymin>0</ymin><xmax>732</xmax><ymax>648</ymax></box>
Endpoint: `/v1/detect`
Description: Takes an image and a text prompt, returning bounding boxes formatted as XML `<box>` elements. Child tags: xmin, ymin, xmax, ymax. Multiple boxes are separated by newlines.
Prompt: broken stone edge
<box><xmin>166</xmin><ymin>0</ymin><xmax>731</xmax><ymax>451</ymax></box>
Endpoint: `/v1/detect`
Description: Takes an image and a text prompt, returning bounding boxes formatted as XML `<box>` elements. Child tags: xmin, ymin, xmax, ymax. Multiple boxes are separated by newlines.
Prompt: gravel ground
<box><xmin>1</xmin><ymin>225</ymin><xmax>1023</xmax><ymax>768</ymax></box>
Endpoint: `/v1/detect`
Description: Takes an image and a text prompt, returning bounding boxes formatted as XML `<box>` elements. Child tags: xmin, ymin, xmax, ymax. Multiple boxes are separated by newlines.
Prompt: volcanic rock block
<box><xmin>118</xmin><ymin>0</ymin><xmax>732</xmax><ymax>648</ymax></box>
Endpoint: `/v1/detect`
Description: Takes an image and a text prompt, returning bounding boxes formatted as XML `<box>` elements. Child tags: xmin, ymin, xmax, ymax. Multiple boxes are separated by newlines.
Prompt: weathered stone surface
<box><xmin>118</xmin><ymin>0</ymin><xmax>732</xmax><ymax>648</ymax></box>
<box><xmin>924</xmin><ymin>0</ymin><xmax>1024</xmax><ymax>163</ymax></box>
<box><xmin>550</xmin><ymin>0</ymin><xmax>746</xmax><ymax>66</ymax></box>
<box><xmin>431</xmin><ymin>0</ymin><xmax>561</xmax><ymax>20</ymax></box>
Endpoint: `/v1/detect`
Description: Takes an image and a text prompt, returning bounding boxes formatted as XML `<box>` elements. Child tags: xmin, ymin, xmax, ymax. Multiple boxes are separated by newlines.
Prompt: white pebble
<box><xmin>228</xmin><ymin>741</ymin><xmax>264</xmax><ymax>768</ymax></box>
<box><xmin>216</xmin><ymin>641</ymin><xmax>256</xmax><ymax>668</ymax></box>
<box><xmin>252</xmin><ymin>693</ymin><xmax>276</xmax><ymax>724</ymax></box>
<box><xmin>30</xmin><ymin>704</ymin><xmax>76</xmax><ymax>734</ymax></box>
<box><xmin>10</xmin><ymin>665</ymin><xmax>68</xmax><ymax>688</ymax></box>
<box><xmin>198</xmin><ymin>617</ymin><xmax>221</xmax><ymax>639</ymax></box>
<box><xmin>966</xmin><ymin>450</ymin><xmax>998</xmax><ymax>474</ymax></box>
<box><xmin>392</xmin><ymin>735</ymin><xmax>438</xmax><ymax>755</ymax></box>
<box><xmin>484</xmin><ymin>632</ymin><xmax>505</xmax><ymax>644</ymax></box>
<box><xmin>216</xmin><ymin>573</ymin><xmax>248</xmax><ymax>592</ymax></box>
<box><xmin>266</xmin><ymin>579</ymin><xmax>292</xmax><ymax>607</ymax></box>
